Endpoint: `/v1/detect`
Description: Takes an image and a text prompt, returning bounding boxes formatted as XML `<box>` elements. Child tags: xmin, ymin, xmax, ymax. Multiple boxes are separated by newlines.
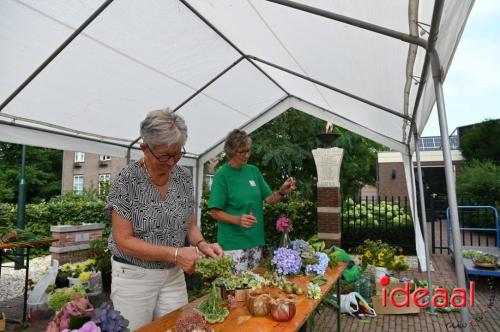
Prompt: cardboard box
<box><xmin>373</xmin><ymin>281</ymin><xmax>420</xmax><ymax>314</ymax></box>
<box><xmin>372</xmin><ymin>294</ymin><xmax>420</xmax><ymax>314</ymax></box>
<box><xmin>0</xmin><ymin>312</ymin><xmax>5</xmax><ymax>332</ymax></box>
<box><xmin>372</xmin><ymin>293</ymin><xmax>420</xmax><ymax>315</ymax></box>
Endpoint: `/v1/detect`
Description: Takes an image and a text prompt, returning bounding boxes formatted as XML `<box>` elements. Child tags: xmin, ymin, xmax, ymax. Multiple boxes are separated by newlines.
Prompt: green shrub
<box><xmin>0</xmin><ymin>191</ymin><xmax>110</xmax><ymax>256</ymax></box>
<box><xmin>200</xmin><ymin>198</ymin><xmax>317</xmax><ymax>247</ymax></box>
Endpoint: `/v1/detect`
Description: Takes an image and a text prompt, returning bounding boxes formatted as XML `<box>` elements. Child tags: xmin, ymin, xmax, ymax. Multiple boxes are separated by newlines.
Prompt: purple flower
<box><xmin>272</xmin><ymin>248</ymin><xmax>301</xmax><ymax>275</ymax></box>
<box><xmin>61</xmin><ymin>321</ymin><xmax>101</xmax><ymax>332</ymax></box>
<box><xmin>305</xmin><ymin>252</ymin><xmax>329</xmax><ymax>276</ymax></box>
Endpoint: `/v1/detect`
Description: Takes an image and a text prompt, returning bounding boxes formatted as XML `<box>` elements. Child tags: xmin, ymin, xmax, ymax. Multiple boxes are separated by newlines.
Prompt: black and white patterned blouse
<box><xmin>106</xmin><ymin>161</ymin><xmax>194</xmax><ymax>269</ymax></box>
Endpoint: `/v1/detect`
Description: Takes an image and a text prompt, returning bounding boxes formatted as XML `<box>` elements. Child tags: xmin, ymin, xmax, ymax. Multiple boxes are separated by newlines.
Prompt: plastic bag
<box><xmin>340</xmin><ymin>292</ymin><xmax>376</xmax><ymax>318</ymax></box>
<box><xmin>27</xmin><ymin>261</ymin><xmax>59</xmax><ymax>307</ymax></box>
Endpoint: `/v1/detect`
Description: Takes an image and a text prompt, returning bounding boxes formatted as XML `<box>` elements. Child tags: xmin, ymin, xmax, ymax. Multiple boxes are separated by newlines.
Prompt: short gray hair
<box><xmin>140</xmin><ymin>109</ymin><xmax>187</xmax><ymax>148</ymax></box>
<box><xmin>224</xmin><ymin>129</ymin><xmax>252</xmax><ymax>158</ymax></box>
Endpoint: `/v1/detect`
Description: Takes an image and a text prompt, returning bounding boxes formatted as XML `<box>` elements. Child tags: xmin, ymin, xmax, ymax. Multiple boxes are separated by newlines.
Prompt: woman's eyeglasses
<box><xmin>148</xmin><ymin>145</ymin><xmax>186</xmax><ymax>162</ymax></box>
<box><xmin>236</xmin><ymin>149</ymin><xmax>251</xmax><ymax>155</ymax></box>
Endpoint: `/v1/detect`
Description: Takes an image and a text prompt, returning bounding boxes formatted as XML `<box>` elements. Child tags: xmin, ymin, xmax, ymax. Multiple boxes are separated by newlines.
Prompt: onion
<box><xmin>270</xmin><ymin>295</ymin><xmax>296</xmax><ymax>322</ymax></box>
<box><xmin>247</xmin><ymin>290</ymin><xmax>271</xmax><ymax>316</ymax></box>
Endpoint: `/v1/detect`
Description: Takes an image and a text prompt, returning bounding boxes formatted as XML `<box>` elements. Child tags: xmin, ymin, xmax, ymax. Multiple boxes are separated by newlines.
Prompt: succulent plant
<box><xmin>93</xmin><ymin>303</ymin><xmax>129</xmax><ymax>332</ymax></box>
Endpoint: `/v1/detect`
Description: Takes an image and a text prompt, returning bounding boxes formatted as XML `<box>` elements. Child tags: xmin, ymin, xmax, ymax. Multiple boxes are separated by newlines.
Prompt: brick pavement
<box><xmin>311</xmin><ymin>254</ymin><xmax>500</xmax><ymax>332</ymax></box>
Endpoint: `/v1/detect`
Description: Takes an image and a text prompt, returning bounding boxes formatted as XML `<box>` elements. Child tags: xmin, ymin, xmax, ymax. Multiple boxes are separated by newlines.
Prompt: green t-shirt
<box><xmin>208</xmin><ymin>163</ymin><xmax>272</xmax><ymax>250</ymax></box>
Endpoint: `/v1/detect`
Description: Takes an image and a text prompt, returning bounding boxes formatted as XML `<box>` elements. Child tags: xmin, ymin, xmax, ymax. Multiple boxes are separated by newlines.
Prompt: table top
<box><xmin>0</xmin><ymin>238</ymin><xmax>58</xmax><ymax>250</ymax></box>
<box><xmin>135</xmin><ymin>262</ymin><xmax>346</xmax><ymax>332</ymax></box>
<box><xmin>462</xmin><ymin>246</ymin><xmax>500</xmax><ymax>277</ymax></box>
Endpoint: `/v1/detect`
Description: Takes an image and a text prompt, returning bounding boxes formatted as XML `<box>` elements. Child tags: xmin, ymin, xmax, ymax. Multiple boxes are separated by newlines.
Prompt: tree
<box><xmin>246</xmin><ymin>109</ymin><xmax>381</xmax><ymax>199</ymax></box>
<box><xmin>456</xmin><ymin>160</ymin><xmax>499</xmax><ymax>208</ymax></box>
<box><xmin>0</xmin><ymin>143</ymin><xmax>63</xmax><ymax>203</ymax></box>
<box><xmin>459</xmin><ymin>118</ymin><xmax>500</xmax><ymax>162</ymax></box>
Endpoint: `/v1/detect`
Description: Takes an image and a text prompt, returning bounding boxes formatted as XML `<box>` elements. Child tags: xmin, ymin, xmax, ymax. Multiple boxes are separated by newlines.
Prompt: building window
<box><xmin>99</xmin><ymin>173</ymin><xmax>111</xmax><ymax>196</ymax></box>
<box><xmin>73</xmin><ymin>175</ymin><xmax>84</xmax><ymax>193</ymax></box>
<box><xmin>74</xmin><ymin>152</ymin><xmax>85</xmax><ymax>162</ymax></box>
<box><xmin>100</xmin><ymin>155</ymin><xmax>111</xmax><ymax>161</ymax></box>
<box><xmin>205</xmin><ymin>174</ymin><xmax>214</xmax><ymax>190</ymax></box>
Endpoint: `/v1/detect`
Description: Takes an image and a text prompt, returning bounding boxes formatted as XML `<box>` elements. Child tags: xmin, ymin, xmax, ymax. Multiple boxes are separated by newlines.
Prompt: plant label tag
<box><xmin>249</xmin><ymin>180</ymin><xmax>256</xmax><ymax>187</ymax></box>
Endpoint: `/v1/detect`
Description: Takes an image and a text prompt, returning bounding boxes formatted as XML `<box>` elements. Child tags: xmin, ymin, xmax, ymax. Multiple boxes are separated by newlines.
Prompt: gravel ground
<box><xmin>0</xmin><ymin>255</ymin><xmax>52</xmax><ymax>302</ymax></box>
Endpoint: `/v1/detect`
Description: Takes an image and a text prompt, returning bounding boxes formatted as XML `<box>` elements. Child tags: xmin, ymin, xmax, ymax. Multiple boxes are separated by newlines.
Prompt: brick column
<box><xmin>50</xmin><ymin>223</ymin><xmax>105</xmax><ymax>264</ymax></box>
<box><xmin>312</xmin><ymin>148</ymin><xmax>344</xmax><ymax>247</ymax></box>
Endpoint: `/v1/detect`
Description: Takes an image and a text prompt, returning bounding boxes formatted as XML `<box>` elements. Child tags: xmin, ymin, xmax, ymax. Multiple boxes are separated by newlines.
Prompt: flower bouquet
<box><xmin>46</xmin><ymin>297</ymin><xmax>129</xmax><ymax>332</ymax></box>
<box><xmin>276</xmin><ymin>216</ymin><xmax>293</xmax><ymax>248</ymax></box>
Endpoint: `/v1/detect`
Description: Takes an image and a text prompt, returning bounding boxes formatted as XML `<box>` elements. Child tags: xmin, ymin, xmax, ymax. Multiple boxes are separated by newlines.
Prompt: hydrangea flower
<box><xmin>290</xmin><ymin>239</ymin><xmax>309</xmax><ymax>253</ymax></box>
<box><xmin>272</xmin><ymin>248</ymin><xmax>301</xmax><ymax>275</ymax></box>
<box><xmin>305</xmin><ymin>252</ymin><xmax>330</xmax><ymax>277</ymax></box>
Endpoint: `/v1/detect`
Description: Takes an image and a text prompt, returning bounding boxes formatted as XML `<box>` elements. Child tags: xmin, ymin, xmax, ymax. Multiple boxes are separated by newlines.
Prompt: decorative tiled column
<box><xmin>312</xmin><ymin>148</ymin><xmax>344</xmax><ymax>247</ymax></box>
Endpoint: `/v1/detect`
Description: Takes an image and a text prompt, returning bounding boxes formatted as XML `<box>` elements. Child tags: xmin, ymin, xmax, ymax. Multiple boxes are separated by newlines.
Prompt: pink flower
<box><xmin>61</xmin><ymin>321</ymin><xmax>101</xmax><ymax>332</ymax></box>
<box><xmin>276</xmin><ymin>216</ymin><xmax>292</xmax><ymax>232</ymax></box>
<box><xmin>46</xmin><ymin>296</ymin><xmax>94</xmax><ymax>332</ymax></box>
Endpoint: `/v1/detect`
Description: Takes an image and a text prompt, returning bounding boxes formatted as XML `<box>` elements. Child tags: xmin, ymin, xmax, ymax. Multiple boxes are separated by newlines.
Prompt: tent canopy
<box><xmin>0</xmin><ymin>0</ymin><xmax>473</xmax><ymax>161</ymax></box>
<box><xmin>0</xmin><ymin>0</ymin><xmax>475</xmax><ymax>270</ymax></box>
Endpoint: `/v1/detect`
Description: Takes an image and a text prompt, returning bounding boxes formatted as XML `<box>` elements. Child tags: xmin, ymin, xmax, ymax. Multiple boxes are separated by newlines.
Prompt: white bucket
<box><xmin>374</xmin><ymin>266</ymin><xmax>388</xmax><ymax>283</ymax></box>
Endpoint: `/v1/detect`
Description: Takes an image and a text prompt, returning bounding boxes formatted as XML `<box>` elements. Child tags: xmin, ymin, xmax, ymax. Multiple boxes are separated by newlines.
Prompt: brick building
<box><xmin>61</xmin><ymin>151</ymin><xmax>128</xmax><ymax>193</ymax></box>
<box><xmin>377</xmin><ymin>136</ymin><xmax>463</xmax><ymax>200</ymax></box>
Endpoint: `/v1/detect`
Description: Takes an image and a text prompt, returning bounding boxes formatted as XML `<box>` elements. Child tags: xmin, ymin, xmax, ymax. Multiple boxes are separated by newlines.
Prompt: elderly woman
<box><xmin>107</xmin><ymin>109</ymin><xmax>223</xmax><ymax>330</ymax></box>
<box><xmin>208</xmin><ymin>129</ymin><xmax>295</xmax><ymax>271</ymax></box>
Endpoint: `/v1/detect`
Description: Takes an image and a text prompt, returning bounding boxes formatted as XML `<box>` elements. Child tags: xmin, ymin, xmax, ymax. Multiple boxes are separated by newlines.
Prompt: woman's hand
<box><xmin>239</xmin><ymin>214</ymin><xmax>257</xmax><ymax>228</ymax></box>
<box><xmin>280</xmin><ymin>177</ymin><xmax>296</xmax><ymax>195</ymax></box>
<box><xmin>175</xmin><ymin>247</ymin><xmax>198</xmax><ymax>274</ymax></box>
<box><xmin>199</xmin><ymin>242</ymin><xmax>224</xmax><ymax>258</ymax></box>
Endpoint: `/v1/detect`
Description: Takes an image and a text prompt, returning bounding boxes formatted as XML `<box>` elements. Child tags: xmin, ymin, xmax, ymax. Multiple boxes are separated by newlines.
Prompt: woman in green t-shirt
<box><xmin>208</xmin><ymin>129</ymin><xmax>295</xmax><ymax>271</ymax></box>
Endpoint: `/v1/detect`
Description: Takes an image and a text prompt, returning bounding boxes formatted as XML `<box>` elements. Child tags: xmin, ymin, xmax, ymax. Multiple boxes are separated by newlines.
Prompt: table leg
<box><xmin>0</xmin><ymin>249</ymin><xmax>3</xmax><ymax>279</ymax></box>
<box><xmin>337</xmin><ymin>278</ymin><xmax>340</xmax><ymax>332</ymax></box>
<box><xmin>22</xmin><ymin>248</ymin><xmax>30</xmax><ymax>323</ymax></box>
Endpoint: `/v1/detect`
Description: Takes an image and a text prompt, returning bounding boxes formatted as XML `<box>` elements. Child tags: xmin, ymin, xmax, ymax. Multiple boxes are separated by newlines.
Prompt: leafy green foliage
<box><xmin>456</xmin><ymin>160</ymin><xmax>499</xmax><ymax>208</ymax></box>
<box><xmin>459</xmin><ymin>119</ymin><xmax>500</xmax><ymax>162</ymax></box>
<box><xmin>0</xmin><ymin>143</ymin><xmax>62</xmax><ymax>203</ymax></box>
<box><xmin>200</xmin><ymin>198</ymin><xmax>317</xmax><ymax>247</ymax></box>
<box><xmin>0</xmin><ymin>191</ymin><xmax>109</xmax><ymax>256</ymax></box>
<box><xmin>341</xmin><ymin>199</ymin><xmax>416</xmax><ymax>254</ymax></box>
<box><xmin>234</xmin><ymin>108</ymin><xmax>382</xmax><ymax>199</ymax></box>
<box><xmin>249</xmin><ymin>109</ymin><xmax>324</xmax><ymax>199</ymax></box>
<box><xmin>198</xmin><ymin>284</ymin><xmax>229</xmax><ymax>324</ymax></box>
<box><xmin>333</xmin><ymin>128</ymin><xmax>382</xmax><ymax>197</ymax></box>
<box><xmin>195</xmin><ymin>256</ymin><xmax>233</xmax><ymax>279</ymax></box>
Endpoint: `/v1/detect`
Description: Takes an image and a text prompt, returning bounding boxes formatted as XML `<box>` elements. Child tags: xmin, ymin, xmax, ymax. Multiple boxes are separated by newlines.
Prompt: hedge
<box><xmin>200</xmin><ymin>198</ymin><xmax>317</xmax><ymax>246</ymax></box>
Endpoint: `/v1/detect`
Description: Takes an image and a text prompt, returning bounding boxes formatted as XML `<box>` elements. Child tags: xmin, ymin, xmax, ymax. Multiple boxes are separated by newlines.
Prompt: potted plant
<box><xmin>89</xmin><ymin>238</ymin><xmax>112</xmax><ymax>293</ymax></box>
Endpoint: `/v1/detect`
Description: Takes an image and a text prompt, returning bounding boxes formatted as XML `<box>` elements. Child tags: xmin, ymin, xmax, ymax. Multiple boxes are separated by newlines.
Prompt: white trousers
<box><xmin>110</xmin><ymin>259</ymin><xmax>188</xmax><ymax>330</ymax></box>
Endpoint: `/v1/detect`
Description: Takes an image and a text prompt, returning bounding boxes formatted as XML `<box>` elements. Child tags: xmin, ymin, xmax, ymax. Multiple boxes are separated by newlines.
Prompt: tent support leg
<box><xmin>429</xmin><ymin>49</ymin><xmax>471</xmax><ymax>331</ymax></box>
<box><xmin>413</xmin><ymin>132</ymin><xmax>435</xmax><ymax>314</ymax></box>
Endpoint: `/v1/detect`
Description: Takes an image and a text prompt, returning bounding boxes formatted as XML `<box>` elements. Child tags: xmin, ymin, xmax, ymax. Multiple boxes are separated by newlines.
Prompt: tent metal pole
<box><xmin>126</xmin><ymin>137</ymin><xmax>141</xmax><ymax>164</ymax></box>
<box><xmin>195</xmin><ymin>158</ymin><xmax>204</xmax><ymax>228</ymax></box>
<box><xmin>406</xmin><ymin>149</ymin><xmax>423</xmax><ymax>268</ymax></box>
<box><xmin>429</xmin><ymin>49</ymin><xmax>471</xmax><ymax>331</ymax></box>
<box><xmin>413</xmin><ymin>132</ymin><xmax>435</xmax><ymax>314</ymax></box>
<box><xmin>0</xmin><ymin>0</ymin><xmax>114</xmax><ymax>112</ymax></box>
<box><xmin>248</xmin><ymin>56</ymin><xmax>412</xmax><ymax>122</ymax></box>
<box><xmin>266</xmin><ymin>0</ymin><xmax>427</xmax><ymax>48</ymax></box>
<box><xmin>174</xmin><ymin>57</ymin><xmax>245</xmax><ymax>112</ymax></box>
<box><xmin>179</xmin><ymin>0</ymin><xmax>289</xmax><ymax>96</ymax></box>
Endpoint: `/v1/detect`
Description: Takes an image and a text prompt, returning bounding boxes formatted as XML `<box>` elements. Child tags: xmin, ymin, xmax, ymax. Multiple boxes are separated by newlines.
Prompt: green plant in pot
<box><xmin>89</xmin><ymin>238</ymin><xmax>112</xmax><ymax>293</ymax></box>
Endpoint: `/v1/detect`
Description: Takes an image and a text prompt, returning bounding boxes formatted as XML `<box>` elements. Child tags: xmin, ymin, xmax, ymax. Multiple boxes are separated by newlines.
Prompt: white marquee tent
<box><xmin>0</xmin><ymin>0</ymin><xmax>475</xmax><ymax>326</ymax></box>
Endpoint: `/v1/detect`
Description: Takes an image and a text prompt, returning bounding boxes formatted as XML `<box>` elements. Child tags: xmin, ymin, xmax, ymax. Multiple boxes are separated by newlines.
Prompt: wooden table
<box><xmin>136</xmin><ymin>262</ymin><xmax>346</xmax><ymax>332</ymax></box>
<box><xmin>0</xmin><ymin>238</ymin><xmax>58</xmax><ymax>322</ymax></box>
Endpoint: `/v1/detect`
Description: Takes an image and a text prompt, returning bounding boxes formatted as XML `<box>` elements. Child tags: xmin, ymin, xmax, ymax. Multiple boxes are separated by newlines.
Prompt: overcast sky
<box><xmin>422</xmin><ymin>0</ymin><xmax>500</xmax><ymax>136</ymax></box>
